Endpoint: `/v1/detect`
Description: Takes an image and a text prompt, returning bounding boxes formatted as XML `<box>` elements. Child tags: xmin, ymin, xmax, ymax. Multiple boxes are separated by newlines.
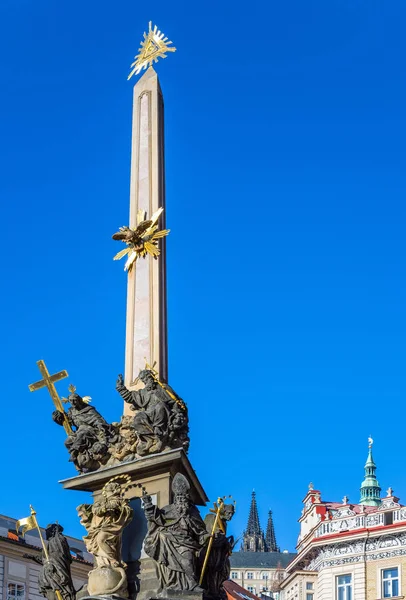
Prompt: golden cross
<box><xmin>28</xmin><ymin>360</ymin><xmax>72</xmax><ymax>435</ymax></box>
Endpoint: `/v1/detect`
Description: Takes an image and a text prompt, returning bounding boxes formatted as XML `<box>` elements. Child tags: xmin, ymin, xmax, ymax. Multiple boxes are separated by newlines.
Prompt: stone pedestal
<box><xmin>59</xmin><ymin>449</ymin><xmax>208</xmax><ymax>600</ymax></box>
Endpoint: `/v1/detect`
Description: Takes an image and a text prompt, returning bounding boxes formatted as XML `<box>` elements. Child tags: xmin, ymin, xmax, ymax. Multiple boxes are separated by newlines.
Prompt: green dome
<box><xmin>359</xmin><ymin>444</ymin><xmax>381</xmax><ymax>507</ymax></box>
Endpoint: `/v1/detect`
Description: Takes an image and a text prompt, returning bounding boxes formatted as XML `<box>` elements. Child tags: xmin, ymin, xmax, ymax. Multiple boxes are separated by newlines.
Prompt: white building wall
<box><xmin>27</xmin><ymin>563</ymin><xmax>43</xmax><ymax>600</ymax></box>
<box><xmin>316</xmin><ymin>561</ymin><xmax>366</xmax><ymax>600</ymax></box>
<box><xmin>0</xmin><ymin>554</ymin><xmax>4</xmax><ymax>600</ymax></box>
<box><xmin>229</xmin><ymin>567</ymin><xmax>280</xmax><ymax>595</ymax></box>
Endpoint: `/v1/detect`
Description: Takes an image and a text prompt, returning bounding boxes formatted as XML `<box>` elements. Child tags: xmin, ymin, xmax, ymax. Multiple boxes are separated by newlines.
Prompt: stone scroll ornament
<box><xmin>116</xmin><ymin>368</ymin><xmax>190</xmax><ymax>457</ymax></box>
<box><xmin>77</xmin><ymin>475</ymin><xmax>145</xmax><ymax>598</ymax></box>
<box><xmin>142</xmin><ymin>473</ymin><xmax>210</xmax><ymax>594</ymax></box>
<box><xmin>199</xmin><ymin>498</ymin><xmax>236</xmax><ymax>600</ymax></box>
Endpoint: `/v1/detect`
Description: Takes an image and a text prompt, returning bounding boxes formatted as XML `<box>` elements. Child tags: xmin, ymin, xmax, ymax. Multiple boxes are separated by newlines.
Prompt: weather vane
<box><xmin>128</xmin><ymin>22</ymin><xmax>176</xmax><ymax>80</ymax></box>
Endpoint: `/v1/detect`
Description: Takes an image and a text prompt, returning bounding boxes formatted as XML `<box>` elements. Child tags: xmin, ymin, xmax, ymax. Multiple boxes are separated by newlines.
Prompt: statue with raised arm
<box><xmin>24</xmin><ymin>523</ymin><xmax>75</xmax><ymax>600</ymax></box>
<box><xmin>52</xmin><ymin>390</ymin><xmax>117</xmax><ymax>473</ymax></box>
<box><xmin>77</xmin><ymin>475</ymin><xmax>135</xmax><ymax>598</ymax></box>
<box><xmin>142</xmin><ymin>473</ymin><xmax>209</xmax><ymax>594</ymax></box>
<box><xmin>116</xmin><ymin>371</ymin><xmax>189</xmax><ymax>457</ymax></box>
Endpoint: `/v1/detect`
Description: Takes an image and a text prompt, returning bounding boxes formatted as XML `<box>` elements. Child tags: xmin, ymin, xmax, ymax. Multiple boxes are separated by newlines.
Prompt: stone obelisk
<box><xmin>124</xmin><ymin>67</ymin><xmax>168</xmax><ymax>407</ymax></box>
<box><xmin>60</xmin><ymin>49</ymin><xmax>208</xmax><ymax>600</ymax></box>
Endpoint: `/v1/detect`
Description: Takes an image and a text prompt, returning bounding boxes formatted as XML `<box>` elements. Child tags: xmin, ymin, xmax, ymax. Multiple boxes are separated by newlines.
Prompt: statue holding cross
<box><xmin>29</xmin><ymin>360</ymin><xmax>118</xmax><ymax>473</ymax></box>
<box><xmin>29</xmin><ymin>360</ymin><xmax>72</xmax><ymax>435</ymax></box>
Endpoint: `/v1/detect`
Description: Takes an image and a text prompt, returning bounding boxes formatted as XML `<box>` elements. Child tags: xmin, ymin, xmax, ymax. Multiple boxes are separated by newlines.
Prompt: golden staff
<box><xmin>199</xmin><ymin>498</ymin><xmax>225</xmax><ymax>586</ymax></box>
<box><xmin>17</xmin><ymin>506</ymin><xmax>63</xmax><ymax>600</ymax></box>
<box><xmin>144</xmin><ymin>359</ymin><xmax>186</xmax><ymax>410</ymax></box>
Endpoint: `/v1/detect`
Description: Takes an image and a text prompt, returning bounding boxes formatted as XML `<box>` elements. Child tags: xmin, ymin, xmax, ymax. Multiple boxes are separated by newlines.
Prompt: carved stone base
<box><xmin>60</xmin><ymin>449</ymin><xmax>208</xmax><ymax>600</ymax></box>
<box><xmin>142</xmin><ymin>593</ymin><xmax>204</xmax><ymax>600</ymax></box>
<box><xmin>59</xmin><ymin>448</ymin><xmax>207</xmax><ymax>506</ymax></box>
<box><xmin>80</xmin><ymin>596</ymin><xmax>128</xmax><ymax>600</ymax></box>
<box><xmin>88</xmin><ymin>567</ymin><xmax>128</xmax><ymax>598</ymax></box>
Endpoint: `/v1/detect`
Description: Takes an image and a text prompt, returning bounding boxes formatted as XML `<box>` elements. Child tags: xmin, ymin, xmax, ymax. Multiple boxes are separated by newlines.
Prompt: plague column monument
<box><xmin>59</xmin><ymin>24</ymin><xmax>208</xmax><ymax>599</ymax></box>
<box><xmin>27</xmin><ymin>21</ymin><xmax>235</xmax><ymax>600</ymax></box>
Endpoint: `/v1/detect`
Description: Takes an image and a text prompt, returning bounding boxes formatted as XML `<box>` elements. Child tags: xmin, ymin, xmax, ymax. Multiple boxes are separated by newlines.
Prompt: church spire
<box><xmin>360</xmin><ymin>437</ymin><xmax>381</xmax><ymax>507</ymax></box>
<box><xmin>241</xmin><ymin>491</ymin><xmax>266</xmax><ymax>552</ymax></box>
<box><xmin>265</xmin><ymin>510</ymin><xmax>279</xmax><ymax>552</ymax></box>
<box><xmin>246</xmin><ymin>491</ymin><xmax>261</xmax><ymax>535</ymax></box>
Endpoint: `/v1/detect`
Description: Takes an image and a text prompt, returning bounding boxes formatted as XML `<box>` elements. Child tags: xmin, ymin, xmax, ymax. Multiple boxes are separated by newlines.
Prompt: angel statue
<box><xmin>77</xmin><ymin>475</ymin><xmax>140</xmax><ymax>598</ymax></box>
<box><xmin>112</xmin><ymin>207</ymin><xmax>170</xmax><ymax>271</ymax></box>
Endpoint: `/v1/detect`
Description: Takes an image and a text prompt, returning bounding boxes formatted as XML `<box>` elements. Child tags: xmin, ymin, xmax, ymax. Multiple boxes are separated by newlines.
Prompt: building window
<box><xmin>247</xmin><ymin>587</ymin><xmax>254</xmax><ymax>593</ymax></box>
<box><xmin>231</xmin><ymin>572</ymin><xmax>238</xmax><ymax>579</ymax></box>
<box><xmin>7</xmin><ymin>583</ymin><xmax>25</xmax><ymax>600</ymax></box>
<box><xmin>337</xmin><ymin>574</ymin><xmax>352</xmax><ymax>600</ymax></box>
<box><xmin>306</xmin><ymin>582</ymin><xmax>314</xmax><ymax>590</ymax></box>
<box><xmin>247</xmin><ymin>573</ymin><xmax>254</xmax><ymax>580</ymax></box>
<box><xmin>306</xmin><ymin>594</ymin><xmax>313</xmax><ymax>600</ymax></box>
<box><xmin>382</xmin><ymin>568</ymin><xmax>399</xmax><ymax>598</ymax></box>
<box><xmin>262</xmin><ymin>573</ymin><xmax>269</xmax><ymax>580</ymax></box>
<box><xmin>384</xmin><ymin>512</ymin><xmax>394</xmax><ymax>526</ymax></box>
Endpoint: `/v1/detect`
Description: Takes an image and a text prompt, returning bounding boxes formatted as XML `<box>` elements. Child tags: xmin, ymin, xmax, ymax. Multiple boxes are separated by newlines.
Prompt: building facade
<box><xmin>0</xmin><ymin>514</ymin><xmax>92</xmax><ymax>600</ymax></box>
<box><xmin>281</xmin><ymin>442</ymin><xmax>406</xmax><ymax>600</ymax></box>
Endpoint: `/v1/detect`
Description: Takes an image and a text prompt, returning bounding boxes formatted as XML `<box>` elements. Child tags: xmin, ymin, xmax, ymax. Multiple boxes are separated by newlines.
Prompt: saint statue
<box><xmin>77</xmin><ymin>476</ymin><xmax>134</xmax><ymax>598</ymax></box>
<box><xmin>116</xmin><ymin>371</ymin><xmax>189</xmax><ymax>456</ymax></box>
<box><xmin>199</xmin><ymin>503</ymin><xmax>235</xmax><ymax>599</ymax></box>
<box><xmin>24</xmin><ymin>523</ymin><xmax>76</xmax><ymax>600</ymax></box>
<box><xmin>52</xmin><ymin>391</ymin><xmax>116</xmax><ymax>472</ymax></box>
<box><xmin>142</xmin><ymin>473</ymin><xmax>209</xmax><ymax>593</ymax></box>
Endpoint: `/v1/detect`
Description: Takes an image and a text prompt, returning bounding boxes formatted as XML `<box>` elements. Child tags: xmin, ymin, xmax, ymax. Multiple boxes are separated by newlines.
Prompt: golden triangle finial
<box><xmin>128</xmin><ymin>22</ymin><xmax>176</xmax><ymax>81</ymax></box>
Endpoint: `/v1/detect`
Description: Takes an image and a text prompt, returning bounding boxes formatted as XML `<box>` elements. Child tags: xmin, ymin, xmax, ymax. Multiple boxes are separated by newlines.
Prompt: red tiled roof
<box><xmin>223</xmin><ymin>580</ymin><xmax>262</xmax><ymax>600</ymax></box>
<box><xmin>0</xmin><ymin>536</ymin><xmax>92</xmax><ymax>565</ymax></box>
<box><xmin>324</xmin><ymin>502</ymin><xmax>380</xmax><ymax>514</ymax></box>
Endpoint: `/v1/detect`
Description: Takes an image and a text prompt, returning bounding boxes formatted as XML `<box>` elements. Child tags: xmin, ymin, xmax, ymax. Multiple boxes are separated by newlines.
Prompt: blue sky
<box><xmin>1</xmin><ymin>0</ymin><xmax>406</xmax><ymax>552</ymax></box>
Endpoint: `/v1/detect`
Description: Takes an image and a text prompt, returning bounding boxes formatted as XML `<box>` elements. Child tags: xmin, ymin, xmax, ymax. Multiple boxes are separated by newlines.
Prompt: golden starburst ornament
<box><xmin>128</xmin><ymin>22</ymin><xmax>176</xmax><ymax>80</ymax></box>
<box><xmin>112</xmin><ymin>207</ymin><xmax>170</xmax><ymax>272</ymax></box>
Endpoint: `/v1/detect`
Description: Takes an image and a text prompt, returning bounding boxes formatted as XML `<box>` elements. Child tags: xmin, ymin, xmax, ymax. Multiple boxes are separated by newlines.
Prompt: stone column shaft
<box><xmin>124</xmin><ymin>67</ymin><xmax>168</xmax><ymax>407</ymax></box>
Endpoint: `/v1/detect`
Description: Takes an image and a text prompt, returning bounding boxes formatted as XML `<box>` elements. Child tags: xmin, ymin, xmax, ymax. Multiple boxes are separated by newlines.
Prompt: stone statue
<box><xmin>199</xmin><ymin>503</ymin><xmax>235</xmax><ymax>600</ymax></box>
<box><xmin>52</xmin><ymin>391</ymin><xmax>117</xmax><ymax>473</ymax></box>
<box><xmin>142</xmin><ymin>473</ymin><xmax>209</xmax><ymax>593</ymax></box>
<box><xmin>77</xmin><ymin>475</ymin><xmax>135</xmax><ymax>598</ymax></box>
<box><xmin>23</xmin><ymin>523</ymin><xmax>75</xmax><ymax>600</ymax></box>
<box><xmin>116</xmin><ymin>371</ymin><xmax>189</xmax><ymax>457</ymax></box>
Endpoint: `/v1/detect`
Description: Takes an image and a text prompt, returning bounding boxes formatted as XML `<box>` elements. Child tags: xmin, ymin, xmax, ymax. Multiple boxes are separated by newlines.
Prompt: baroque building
<box><xmin>230</xmin><ymin>492</ymin><xmax>296</xmax><ymax>598</ymax></box>
<box><xmin>280</xmin><ymin>441</ymin><xmax>406</xmax><ymax>600</ymax></box>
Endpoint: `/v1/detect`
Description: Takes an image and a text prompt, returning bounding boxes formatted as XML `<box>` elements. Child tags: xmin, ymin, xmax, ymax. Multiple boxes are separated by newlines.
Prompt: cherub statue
<box><xmin>52</xmin><ymin>391</ymin><xmax>117</xmax><ymax>473</ymax></box>
<box><xmin>108</xmin><ymin>416</ymin><xmax>138</xmax><ymax>464</ymax></box>
<box><xmin>142</xmin><ymin>473</ymin><xmax>209</xmax><ymax>593</ymax></box>
<box><xmin>24</xmin><ymin>523</ymin><xmax>75</xmax><ymax>600</ymax></box>
<box><xmin>77</xmin><ymin>475</ymin><xmax>138</xmax><ymax>598</ymax></box>
<box><xmin>112</xmin><ymin>207</ymin><xmax>170</xmax><ymax>271</ymax></box>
